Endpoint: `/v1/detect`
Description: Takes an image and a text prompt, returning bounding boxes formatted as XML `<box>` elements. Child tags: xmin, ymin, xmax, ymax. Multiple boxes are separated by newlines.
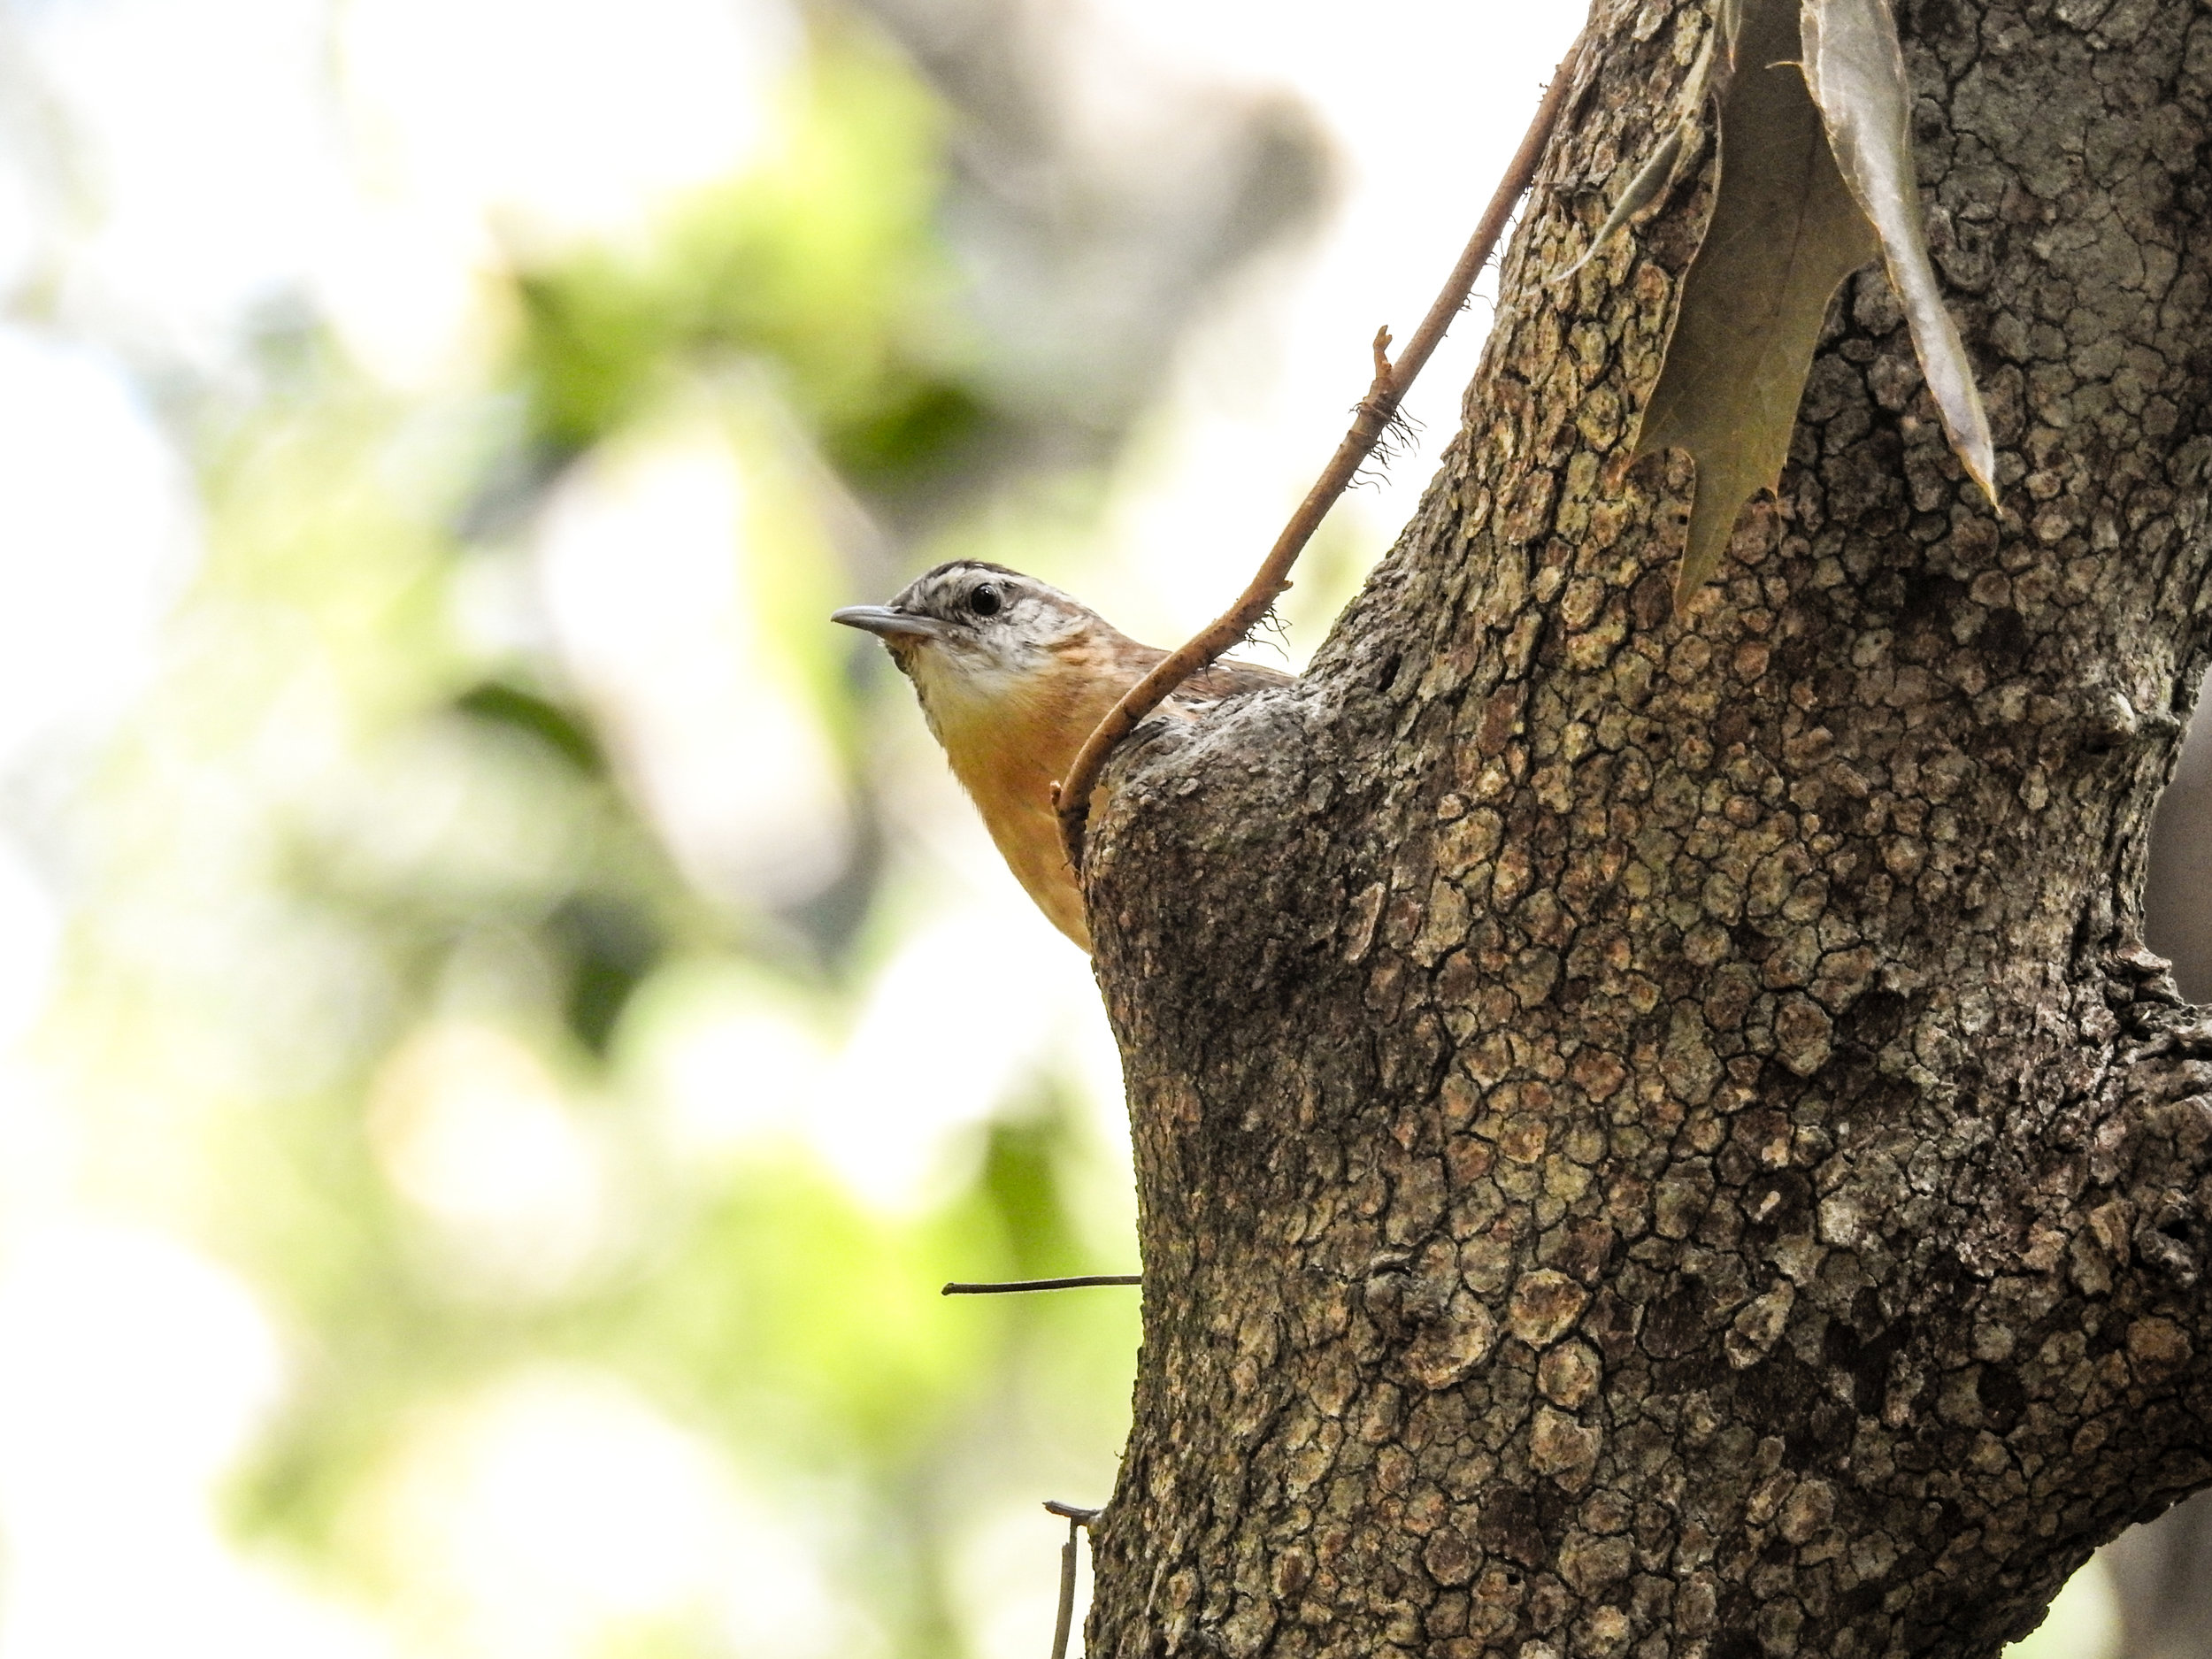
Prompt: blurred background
<box><xmin>0</xmin><ymin>0</ymin><xmax>2193</xmax><ymax>1653</ymax></box>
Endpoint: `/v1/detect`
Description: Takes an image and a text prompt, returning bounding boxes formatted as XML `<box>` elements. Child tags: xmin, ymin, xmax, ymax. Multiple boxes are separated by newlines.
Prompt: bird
<box><xmin>833</xmin><ymin>560</ymin><xmax>1289</xmax><ymax>950</ymax></box>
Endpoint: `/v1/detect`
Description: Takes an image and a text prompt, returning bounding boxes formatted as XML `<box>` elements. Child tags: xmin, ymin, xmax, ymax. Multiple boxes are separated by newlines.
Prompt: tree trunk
<box><xmin>1079</xmin><ymin>1</ymin><xmax>2212</xmax><ymax>1655</ymax></box>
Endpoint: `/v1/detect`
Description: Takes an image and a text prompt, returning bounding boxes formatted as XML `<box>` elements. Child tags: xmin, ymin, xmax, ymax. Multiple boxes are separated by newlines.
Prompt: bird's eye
<box><xmin>969</xmin><ymin>582</ymin><xmax>1003</xmax><ymax>618</ymax></box>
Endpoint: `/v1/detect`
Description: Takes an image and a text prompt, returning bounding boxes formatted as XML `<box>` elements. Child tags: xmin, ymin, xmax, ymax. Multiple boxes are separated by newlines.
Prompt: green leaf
<box><xmin>1801</xmin><ymin>0</ymin><xmax>1997</xmax><ymax>503</ymax></box>
<box><xmin>1632</xmin><ymin>0</ymin><xmax>1879</xmax><ymax>601</ymax></box>
<box><xmin>454</xmin><ymin>680</ymin><xmax>607</xmax><ymax>775</ymax></box>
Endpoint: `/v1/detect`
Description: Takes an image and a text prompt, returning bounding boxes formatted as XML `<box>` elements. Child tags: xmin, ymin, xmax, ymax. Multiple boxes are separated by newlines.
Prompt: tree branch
<box><xmin>1051</xmin><ymin>32</ymin><xmax>1591</xmax><ymax>873</ymax></box>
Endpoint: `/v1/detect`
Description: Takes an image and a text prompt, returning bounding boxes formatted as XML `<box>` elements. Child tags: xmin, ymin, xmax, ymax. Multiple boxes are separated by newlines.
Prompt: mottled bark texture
<box><xmin>1079</xmin><ymin>1</ymin><xmax>2212</xmax><ymax>1656</ymax></box>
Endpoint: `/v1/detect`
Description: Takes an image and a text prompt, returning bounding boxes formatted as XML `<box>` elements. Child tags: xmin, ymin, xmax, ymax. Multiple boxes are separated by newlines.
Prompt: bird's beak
<box><xmin>832</xmin><ymin>604</ymin><xmax>947</xmax><ymax>641</ymax></box>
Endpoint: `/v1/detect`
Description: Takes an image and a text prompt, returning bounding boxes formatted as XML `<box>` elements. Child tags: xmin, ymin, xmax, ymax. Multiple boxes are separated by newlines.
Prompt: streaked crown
<box><xmin>838</xmin><ymin>560</ymin><xmax>1121</xmax><ymax>676</ymax></box>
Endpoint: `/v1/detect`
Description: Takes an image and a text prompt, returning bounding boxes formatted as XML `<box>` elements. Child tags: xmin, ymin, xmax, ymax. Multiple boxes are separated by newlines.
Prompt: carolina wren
<box><xmin>833</xmin><ymin>561</ymin><xmax>1288</xmax><ymax>950</ymax></box>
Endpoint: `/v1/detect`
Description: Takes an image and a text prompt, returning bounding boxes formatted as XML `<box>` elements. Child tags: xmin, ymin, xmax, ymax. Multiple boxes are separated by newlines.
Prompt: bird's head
<box><xmin>831</xmin><ymin>559</ymin><xmax>1277</xmax><ymax>952</ymax></box>
<box><xmin>832</xmin><ymin>561</ymin><xmax>1119</xmax><ymax>697</ymax></box>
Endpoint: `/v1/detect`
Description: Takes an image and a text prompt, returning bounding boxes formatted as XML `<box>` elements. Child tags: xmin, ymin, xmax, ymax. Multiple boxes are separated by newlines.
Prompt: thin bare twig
<box><xmin>1050</xmin><ymin>1521</ymin><xmax>1080</xmax><ymax>1659</ymax></box>
<box><xmin>941</xmin><ymin>1274</ymin><xmax>1142</xmax><ymax>1295</ymax></box>
<box><xmin>1052</xmin><ymin>35</ymin><xmax>1590</xmax><ymax>872</ymax></box>
<box><xmin>1045</xmin><ymin>1503</ymin><xmax>1102</xmax><ymax>1659</ymax></box>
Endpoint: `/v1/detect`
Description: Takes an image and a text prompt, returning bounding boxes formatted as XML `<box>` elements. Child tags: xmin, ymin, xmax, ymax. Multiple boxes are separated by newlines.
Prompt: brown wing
<box><xmin>1174</xmin><ymin>654</ymin><xmax>1293</xmax><ymax>706</ymax></box>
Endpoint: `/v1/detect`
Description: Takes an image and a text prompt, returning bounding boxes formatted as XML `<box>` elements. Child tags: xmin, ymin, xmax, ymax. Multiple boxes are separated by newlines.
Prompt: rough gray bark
<box><xmin>1078</xmin><ymin>1</ymin><xmax>2212</xmax><ymax>1655</ymax></box>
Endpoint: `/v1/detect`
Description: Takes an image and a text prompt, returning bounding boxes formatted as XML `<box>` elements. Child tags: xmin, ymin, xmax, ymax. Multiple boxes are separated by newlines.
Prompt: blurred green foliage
<box><xmin>515</xmin><ymin>24</ymin><xmax>992</xmax><ymax>491</ymax></box>
<box><xmin>43</xmin><ymin>13</ymin><xmax>1148</xmax><ymax>1656</ymax></box>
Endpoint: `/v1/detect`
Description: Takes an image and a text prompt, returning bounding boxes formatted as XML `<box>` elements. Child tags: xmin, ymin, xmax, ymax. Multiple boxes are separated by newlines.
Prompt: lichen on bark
<box><xmin>1077</xmin><ymin>0</ymin><xmax>2212</xmax><ymax>1655</ymax></box>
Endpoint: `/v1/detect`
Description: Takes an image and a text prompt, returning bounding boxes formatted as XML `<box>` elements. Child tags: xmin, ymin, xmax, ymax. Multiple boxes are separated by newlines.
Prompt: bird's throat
<box><xmin>905</xmin><ymin>644</ymin><xmax>1144</xmax><ymax>950</ymax></box>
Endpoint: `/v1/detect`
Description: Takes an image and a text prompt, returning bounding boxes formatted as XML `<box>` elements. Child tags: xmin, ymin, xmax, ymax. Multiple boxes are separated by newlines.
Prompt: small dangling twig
<box><xmin>1045</xmin><ymin>1502</ymin><xmax>1103</xmax><ymax>1659</ymax></box>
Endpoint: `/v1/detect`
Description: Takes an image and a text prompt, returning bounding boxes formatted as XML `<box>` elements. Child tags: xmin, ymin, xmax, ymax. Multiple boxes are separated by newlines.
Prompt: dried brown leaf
<box><xmin>1632</xmin><ymin>0</ymin><xmax>1878</xmax><ymax>601</ymax></box>
<box><xmin>1801</xmin><ymin>0</ymin><xmax>1997</xmax><ymax>503</ymax></box>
